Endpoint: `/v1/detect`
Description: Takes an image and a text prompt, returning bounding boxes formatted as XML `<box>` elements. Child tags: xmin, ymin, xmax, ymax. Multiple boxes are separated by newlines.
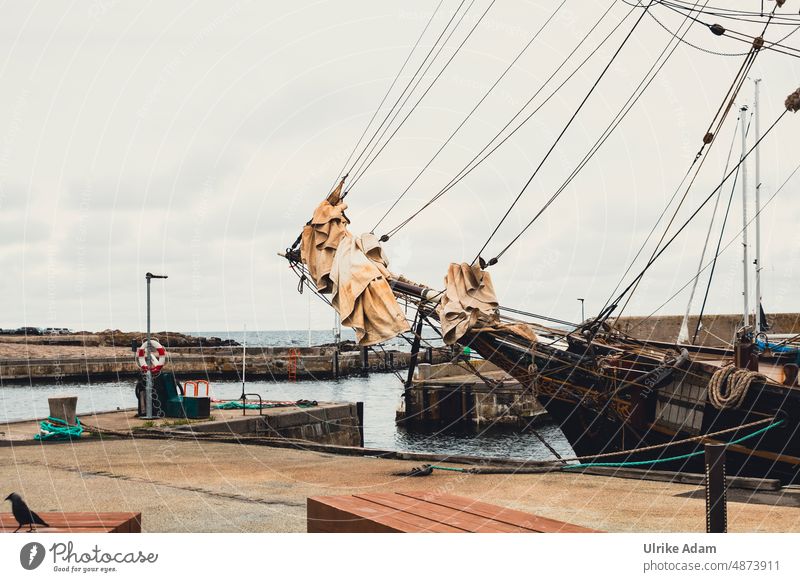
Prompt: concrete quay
<box><xmin>2</xmin><ymin>437</ymin><xmax>799</xmax><ymax>532</ymax></box>
<box><xmin>1</xmin><ymin>402</ymin><xmax>363</xmax><ymax>447</ymax></box>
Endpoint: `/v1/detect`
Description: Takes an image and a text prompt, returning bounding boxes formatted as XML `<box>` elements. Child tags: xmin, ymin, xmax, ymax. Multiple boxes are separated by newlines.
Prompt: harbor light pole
<box><xmin>143</xmin><ymin>272</ymin><xmax>168</xmax><ymax>419</ymax></box>
<box><xmin>577</xmin><ymin>298</ymin><xmax>585</xmax><ymax>323</ymax></box>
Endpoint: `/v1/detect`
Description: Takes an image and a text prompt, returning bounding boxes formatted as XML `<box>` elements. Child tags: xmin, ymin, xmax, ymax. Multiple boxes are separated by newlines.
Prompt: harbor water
<box><xmin>0</xmin><ymin>330</ymin><xmax>573</xmax><ymax>460</ymax></box>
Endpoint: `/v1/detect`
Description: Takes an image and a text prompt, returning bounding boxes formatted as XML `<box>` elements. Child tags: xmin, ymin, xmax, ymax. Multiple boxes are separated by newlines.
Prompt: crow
<box><xmin>4</xmin><ymin>493</ymin><xmax>49</xmax><ymax>533</ymax></box>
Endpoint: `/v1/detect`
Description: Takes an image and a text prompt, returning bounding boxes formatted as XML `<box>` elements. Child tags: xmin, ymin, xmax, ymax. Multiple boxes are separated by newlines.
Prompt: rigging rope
<box><xmin>330</xmin><ymin>0</ymin><xmax>446</xmax><ymax>195</ymax></box>
<box><xmin>563</xmin><ymin>418</ymin><xmax>784</xmax><ymax>469</ymax></box>
<box><xmin>472</xmin><ymin>1</ymin><xmax>656</xmax><ymax>266</ymax></box>
<box><xmin>646</xmin><ymin>1</ymin><xmax>800</xmax><ymax>59</ymax></box>
<box><xmin>612</xmin><ymin>143</ymin><xmax>800</xmax><ymax>339</ymax></box>
<box><xmin>382</xmin><ymin>1</ymin><xmax>629</xmax><ymax>240</ymax></box>
<box><xmin>487</xmin><ymin>0</ymin><xmax>710</xmax><ymax>265</ymax></box>
<box><xmin>347</xmin><ymin>0</ymin><xmax>497</xmax><ymax>194</ymax></box>
<box><xmin>343</xmin><ymin>0</ymin><xmax>468</xmax><ymax>185</ymax></box>
<box><xmin>370</xmin><ymin>0</ymin><xmax>569</xmax><ymax>233</ymax></box>
<box><xmin>604</xmin><ymin>109</ymin><xmax>788</xmax><ymax>323</ymax></box>
<box><xmin>692</xmin><ymin>113</ymin><xmax>750</xmax><ymax>342</ymax></box>
<box><xmin>678</xmin><ymin>111</ymin><xmax>742</xmax><ymax>342</ymax></box>
<box><xmin>594</xmin><ymin>8</ymin><xmax>777</xmax><ymax>329</ymax></box>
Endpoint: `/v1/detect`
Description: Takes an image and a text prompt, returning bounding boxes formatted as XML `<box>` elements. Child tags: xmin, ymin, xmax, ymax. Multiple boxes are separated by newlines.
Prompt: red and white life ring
<box><xmin>137</xmin><ymin>339</ymin><xmax>167</xmax><ymax>374</ymax></box>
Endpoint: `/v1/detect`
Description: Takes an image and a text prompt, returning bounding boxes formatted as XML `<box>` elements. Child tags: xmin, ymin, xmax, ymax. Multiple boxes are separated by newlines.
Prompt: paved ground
<box><xmin>2</xmin><ymin>438</ymin><xmax>800</xmax><ymax>533</ymax></box>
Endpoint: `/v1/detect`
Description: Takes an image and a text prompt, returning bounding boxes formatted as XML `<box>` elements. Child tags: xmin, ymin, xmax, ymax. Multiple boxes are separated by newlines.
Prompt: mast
<box><xmin>754</xmin><ymin>78</ymin><xmax>763</xmax><ymax>335</ymax></box>
<box><xmin>739</xmin><ymin>105</ymin><xmax>750</xmax><ymax>330</ymax></box>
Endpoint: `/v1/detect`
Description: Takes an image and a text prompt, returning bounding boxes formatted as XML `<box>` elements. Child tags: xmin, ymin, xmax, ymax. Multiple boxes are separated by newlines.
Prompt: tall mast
<box><xmin>753</xmin><ymin>78</ymin><xmax>763</xmax><ymax>335</ymax></box>
<box><xmin>739</xmin><ymin>105</ymin><xmax>750</xmax><ymax>329</ymax></box>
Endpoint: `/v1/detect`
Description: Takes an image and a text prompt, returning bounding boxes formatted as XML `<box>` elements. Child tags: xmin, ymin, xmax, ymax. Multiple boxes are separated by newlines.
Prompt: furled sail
<box><xmin>300</xmin><ymin>182</ymin><xmax>410</xmax><ymax>346</ymax></box>
<box><xmin>437</xmin><ymin>262</ymin><xmax>538</xmax><ymax>347</ymax></box>
<box><xmin>438</xmin><ymin>262</ymin><xmax>501</xmax><ymax>344</ymax></box>
<box><xmin>300</xmin><ymin>180</ymin><xmax>350</xmax><ymax>294</ymax></box>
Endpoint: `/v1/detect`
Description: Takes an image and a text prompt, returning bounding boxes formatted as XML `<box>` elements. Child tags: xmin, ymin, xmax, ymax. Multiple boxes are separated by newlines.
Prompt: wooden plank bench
<box><xmin>0</xmin><ymin>512</ymin><xmax>141</xmax><ymax>533</ymax></box>
<box><xmin>308</xmin><ymin>492</ymin><xmax>598</xmax><ymax>533</ymax></box>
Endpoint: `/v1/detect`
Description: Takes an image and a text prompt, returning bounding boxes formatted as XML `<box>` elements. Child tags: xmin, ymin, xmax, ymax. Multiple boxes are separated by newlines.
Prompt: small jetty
<box><xmin>1</xmin><ymin>400</ymin><xmax>363</xmax><ymax>448</ymax></box>
<box><xmin>397</xmin><ymin>360</ymin><xmax>546</xmax><ymax>430</ymax></box>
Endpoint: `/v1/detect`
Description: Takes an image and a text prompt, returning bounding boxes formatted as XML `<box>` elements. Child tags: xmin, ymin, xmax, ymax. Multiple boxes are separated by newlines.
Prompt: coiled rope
<box><xmin>708</xmin><ymin>364</ymin><xmax>766</xmax><ymax>410</ymax></box>
<box><xmin>34</xmin><ymin>416</ymin><xmax>83</xmax><ymax>441</ymax></box>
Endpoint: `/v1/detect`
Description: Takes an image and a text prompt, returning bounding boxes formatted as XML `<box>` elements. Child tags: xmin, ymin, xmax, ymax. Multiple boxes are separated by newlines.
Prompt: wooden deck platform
<box><xmin>0</xmin><ymin>512</ymin><xmax>141</xmax><ymax>533</ymax></box>
<box><xmin>307</xmin><ymin>492</ymin><xmax>599</xmax><ymax>533</ymax></box>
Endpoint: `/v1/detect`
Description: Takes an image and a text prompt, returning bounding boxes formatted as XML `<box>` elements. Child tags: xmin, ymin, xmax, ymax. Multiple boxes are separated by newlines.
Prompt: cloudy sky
<box><xmin>1</xmin><ymin>0</ymin><xmax>799</xmax><ymax>334</ymax></box>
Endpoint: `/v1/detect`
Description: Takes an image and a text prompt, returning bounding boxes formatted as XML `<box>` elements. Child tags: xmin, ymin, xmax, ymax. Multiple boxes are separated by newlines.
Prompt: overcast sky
<box><xmin>1</xmin><ymin>1</ymin><xmax>799</xmax><ymax>333</ymax></box>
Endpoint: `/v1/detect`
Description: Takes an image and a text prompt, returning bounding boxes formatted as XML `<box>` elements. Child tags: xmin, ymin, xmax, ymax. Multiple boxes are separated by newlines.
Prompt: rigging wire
<box><xmin>381</xmin><ymin>1</ymin><xmax>629</xmax><ymax>240</ymax></box>
<box><xmin>652</xmin><ymin>1</ymin><xmax>800</xmax><ymax>59</ymax></box>
<box><xmin>370</xmin><ymin>0</ymin><xmax>569</xmax><ymax>233</ymax></box>
<box><xmin>692</xmin><ymin>113</ymin><xmax>751</xmax><ymax>342</ymax></box>
<box><xmin>343</xmin><ymin>0</ymin><xmax>470</xmax><ymax>185</ymax></box>
<box><xmin>679</xmin><ymin>111</ymin><xmax>744</xmax><ymax>342</ymax></box>
<box><xmin>608</xmin><ymin>2</ymin><xmax>779</xmax><ymax>322</ymax></box>
<box><xmin>330</xmin><ymin>0</ymin><xmax>447</xmax><ymax>194</ymax></box>
<box><xmin>603</xmin><ymin>109</ymin><xmax>788</xmax><ymax>322</ymax></box>
<box><xmin>347</xmin><ymin>0</ymin><xmax>497</xmax><ymax>194</ymax></box>
<box><xmin>472</xmin><ymin>1</ymin><xmax>657</xmax><ymax>264</ymax></box>
<box><xmin>487</xmin><ymin>0</ymin><xmax>710</xmax><ymax>264</ymax></box>
<box><xmin>659</xmin><ymin>0</ymin><xmax>800</xmax><ymax>25</ymax></box>
<box><xmin>626</xmin><ymin>151</ymin><xmax>800</xmax><ymax>339</ymax></box>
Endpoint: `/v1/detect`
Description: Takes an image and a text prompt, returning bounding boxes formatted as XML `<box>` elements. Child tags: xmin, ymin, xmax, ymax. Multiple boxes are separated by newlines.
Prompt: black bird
<box><xmin>4</xmin><ymin>493</ymin><xmax>49</xmax><ymax>533</ymax></box>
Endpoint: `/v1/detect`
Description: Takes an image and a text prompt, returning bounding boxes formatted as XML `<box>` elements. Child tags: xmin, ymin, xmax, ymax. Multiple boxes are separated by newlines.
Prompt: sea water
<box><xmin>0</xmin><ymin>330</ymin><xmax>572</xmax><ymax>460</ymax></box>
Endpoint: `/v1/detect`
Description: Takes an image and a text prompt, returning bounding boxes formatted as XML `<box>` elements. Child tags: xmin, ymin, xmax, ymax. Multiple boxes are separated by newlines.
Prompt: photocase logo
<box><xmin>19</xmin><ymin>542</ymin><xmax>46</xmax><ymax>570</ymax></box>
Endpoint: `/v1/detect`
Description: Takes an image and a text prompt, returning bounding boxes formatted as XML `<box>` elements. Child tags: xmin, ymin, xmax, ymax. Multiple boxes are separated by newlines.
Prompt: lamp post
<box><xmin>143</xmin><ymin>272</ymin><xmax>168</xmax><ymax>419</ymax></box>
<box><xmin>577</xmin><ymin>298</ymin><xmax>585</xmax><ymax>323</ymax></box>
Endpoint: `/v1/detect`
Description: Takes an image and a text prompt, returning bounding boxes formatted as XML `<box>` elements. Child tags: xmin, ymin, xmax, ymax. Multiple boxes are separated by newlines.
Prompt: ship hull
<box><xmin>463</xmin><ymin>329</ymin><xmax>800</xmax><ymax>484</ymax></box>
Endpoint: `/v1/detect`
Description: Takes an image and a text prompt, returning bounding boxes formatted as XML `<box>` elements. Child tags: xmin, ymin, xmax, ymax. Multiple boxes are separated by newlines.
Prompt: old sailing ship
<box><xmin>281</xmin><ymin>1</ymin><xmax>800</xmax><ymax>484</ymax></box>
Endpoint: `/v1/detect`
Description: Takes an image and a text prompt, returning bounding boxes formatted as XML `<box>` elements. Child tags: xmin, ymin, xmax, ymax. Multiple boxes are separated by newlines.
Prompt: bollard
<box><xmin>356</xmin><ymin>401</ymin><xmax>365</xmax><ymax>448</ymax></box>
<box><xmin>704</xmin><ymin>443</ymin><xmax>727</xmax><ymax>533</ymax></box>
<box><xmin>361</xmin><ymin>347</ymin><xmax>369</xmax><ymax>375</ymax></box>
<box><xmin>48</xmin><ymin>396</ymin><xmax>78</xmax><ymax>426</ymax></box>
<box><xmin>332</xmin><ymin>350</ymin><xmax>340</xmax><ymax>380</ymax></box>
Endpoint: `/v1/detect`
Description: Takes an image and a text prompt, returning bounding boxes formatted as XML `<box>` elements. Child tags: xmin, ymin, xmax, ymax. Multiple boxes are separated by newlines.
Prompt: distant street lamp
<box><xmin>577</xmin><ymin>298</ymin><xmax>585</xmax><ymax>323</ymax></box>
<box><xmin>143</xmin><ymin>272</ymin><xmax>168</xmax><ymax>419</ymax></box>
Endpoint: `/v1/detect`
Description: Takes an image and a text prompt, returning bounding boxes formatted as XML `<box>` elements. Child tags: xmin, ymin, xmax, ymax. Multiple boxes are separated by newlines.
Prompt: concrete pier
<box><xmin>1</xmin><ymin>401</ymin><xmax>362</xmax><ymax>447</ymax></box>
<box><xmin>397</xmin><ymin>361</ymin><xmax>546</xmax><ymax>430</ymax></box>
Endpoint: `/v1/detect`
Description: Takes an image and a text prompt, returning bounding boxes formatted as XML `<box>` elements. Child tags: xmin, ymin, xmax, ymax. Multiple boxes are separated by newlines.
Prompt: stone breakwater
<box><xmin>0</xmin><ymin>343</ymin><xmax>453</xmax><ymax>384</ymax></box>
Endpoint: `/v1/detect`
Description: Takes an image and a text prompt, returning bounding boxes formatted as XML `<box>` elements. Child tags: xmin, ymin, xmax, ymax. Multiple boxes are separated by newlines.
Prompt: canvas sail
<box><xmin>300</xmin><ymin>183</ymin><xmax>409</xmax><ymax>345</ymax></box>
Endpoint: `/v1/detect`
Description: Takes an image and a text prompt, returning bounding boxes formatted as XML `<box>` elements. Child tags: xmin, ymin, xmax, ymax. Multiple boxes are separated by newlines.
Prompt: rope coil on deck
<box><xmin>708</xmin><ymin>364</ymin><xmax>766</xmax><ymax>410</ymax></box>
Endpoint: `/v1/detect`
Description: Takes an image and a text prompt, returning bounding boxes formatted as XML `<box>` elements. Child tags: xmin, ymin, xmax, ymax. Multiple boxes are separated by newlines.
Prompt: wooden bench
<box><xmin>308</xmin><ymin>492</ymin><xmax>598</xmax><ymax>533</ymax></box>
<box><xmin>0</xmin><ymin>512</ymin><xmax>141</xmax><ymax>533</ymax></box>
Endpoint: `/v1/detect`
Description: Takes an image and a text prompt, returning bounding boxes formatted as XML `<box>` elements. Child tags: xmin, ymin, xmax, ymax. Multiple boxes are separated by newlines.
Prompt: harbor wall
<box><xmin>0</xmin><ymin>346</ymin><xmax>453</xmax><ymax>384</ymax></box>
<box><xmin>611</xmin><ymin>312</ymin><xmax>800</xmax><ymax>346</ymax></box>
<box><xmin>184</xmin><ymin>403</ymin><xmax>362</xmax><ymax>447</ymax></box>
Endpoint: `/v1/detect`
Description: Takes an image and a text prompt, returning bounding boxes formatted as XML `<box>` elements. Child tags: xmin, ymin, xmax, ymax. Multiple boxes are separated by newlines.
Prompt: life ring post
<box><xmin>142</xmin><ymin>272</ymin><xmax>168</xmax><ymax>420</ymax></box>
